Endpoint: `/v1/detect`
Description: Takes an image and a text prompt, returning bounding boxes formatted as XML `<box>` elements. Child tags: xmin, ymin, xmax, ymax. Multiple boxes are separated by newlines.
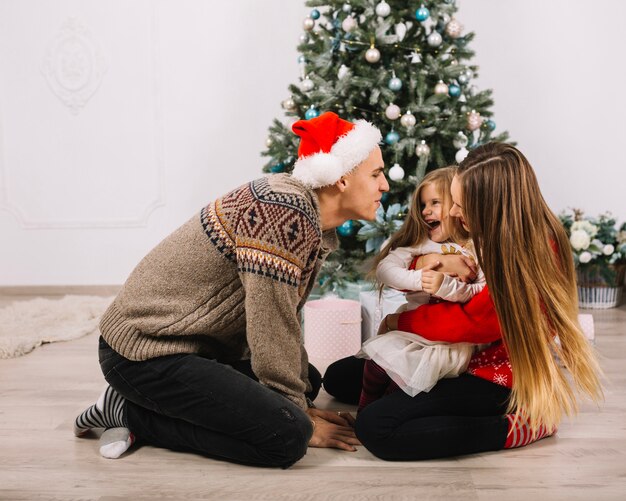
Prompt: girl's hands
<box><xmin>421</xmin><ymin>262</ymin><xmax>446</xmax><ymax>294</ymax></box>
<box><xmin>307</xmin><ymin>409</ymin><xmax>360</xmax><ymax>451</ymax></box>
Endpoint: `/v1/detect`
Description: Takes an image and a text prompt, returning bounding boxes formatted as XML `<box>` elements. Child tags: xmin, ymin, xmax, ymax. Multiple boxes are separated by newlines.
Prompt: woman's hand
<box><xmin>417</xmin><ymin>254</ymin><xmax>477</xmax><ymax>283</ymax></box>
<box><xmin>377</xmin><ymin>313</ymin><xmax>399</xmax><ymax>335</ymax></box>
<box><xmin>307</xmin><ymin>409</ymin><xmax>360</xmax><ymax>451</ymax></box>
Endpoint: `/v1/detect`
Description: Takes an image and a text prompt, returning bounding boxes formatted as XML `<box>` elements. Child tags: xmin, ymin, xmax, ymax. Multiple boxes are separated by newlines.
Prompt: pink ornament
<box><xmin>304</xmin><ymin>299</ymin><xmax>362</xmax><ymax>361</ymax></box>
<box><xmin>434</xmin><ymin>81</ymin><xmax>449</xmax><ymax>95</ymax></box>
<box><xmin>445</xmin><ymin>18</ymin><xmax>463</xmax><ymax>38</ymax></box>
<box><xmin>467</xmin><ymin>110</ymin><xmax>482</xmax><ymax>131</ymax></box>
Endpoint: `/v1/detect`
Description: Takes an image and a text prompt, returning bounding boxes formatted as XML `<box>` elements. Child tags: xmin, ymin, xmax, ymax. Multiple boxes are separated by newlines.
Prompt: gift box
<box><xmin>303</xmin><ymin>298</ymin><xmax>362</xmax><ymax>361</ymax></box>
<box><xmin>359</xmin><ymin>289</ymin><xmax>408</xmax><ymax>341</ymax></box>
<box><xmin>578</xmin><ymin>313</ymin><xmax>595</xmax><ymax>345</ymax></box>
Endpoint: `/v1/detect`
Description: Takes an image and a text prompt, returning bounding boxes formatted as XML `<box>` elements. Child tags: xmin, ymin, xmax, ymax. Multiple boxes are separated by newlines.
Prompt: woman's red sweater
<box><xmin>397</xmin><ymin>286</ymin><xmax>513</xmax><ymax>388</ymax></box>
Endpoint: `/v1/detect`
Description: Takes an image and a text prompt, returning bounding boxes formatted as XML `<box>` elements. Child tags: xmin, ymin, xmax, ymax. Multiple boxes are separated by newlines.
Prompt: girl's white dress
<box><xmin>356</xmin><ymin>239</ymin><xmax>486</xmax><ymax>397</ymax></box>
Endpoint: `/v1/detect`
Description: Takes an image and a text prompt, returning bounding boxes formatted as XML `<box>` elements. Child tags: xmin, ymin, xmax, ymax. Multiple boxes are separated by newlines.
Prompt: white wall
<box><xmin>458</xmin><ymin>0</ymin><xmax>626</xmax><ymax>217</ymax></box>
<box><xmin>1</xmin><ymin>0</ymin><xmax>624</xmax><ymax>286</ymax></box>
<box><xmin>0</xmin><ymin>0</ymin><xmax>308</xmax><ymax>285</ymax></box>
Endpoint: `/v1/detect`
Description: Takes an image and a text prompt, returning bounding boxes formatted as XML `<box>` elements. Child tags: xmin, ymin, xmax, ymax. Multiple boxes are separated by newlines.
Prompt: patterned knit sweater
<box><xmin>99</xmin><ymin>174</ymin><xmax>338</xmax><ymax>410</ymax></box>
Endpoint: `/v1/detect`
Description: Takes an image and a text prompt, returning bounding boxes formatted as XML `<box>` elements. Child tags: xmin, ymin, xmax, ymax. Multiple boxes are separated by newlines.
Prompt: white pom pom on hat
<box><xmin>290</xmin><ymin>111</ymin><xmax>382</xmax><ymax>188</ymax></box>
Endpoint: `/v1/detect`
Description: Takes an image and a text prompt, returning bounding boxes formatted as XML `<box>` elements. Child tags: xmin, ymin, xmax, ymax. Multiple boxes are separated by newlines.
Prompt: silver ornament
<box><xmin>343</xmin><ymin>3</ymin><xmax>352</xmax><ymax>13</ymax></box>
<box><xmin>468</xmin><ymin>85</ymin><xmax>479</xmax><ymax>96</ymax></box>
<box><xmin>281</xmin><ymin>97</ymin><xmax>296</xmax><ymax>111</ymax></box>
<box><xmin>464</xmin><ymin>68</ymin><xmax>474</xmax><ymax>79</ymax></box>
<box><xmin>453</xmin><ymin>132</ymin><xmax>468</xmax><ymax>149</ymax></box>
<box><xmin>337</xmin><ymin>64</ymin><xmax>350</xmax><ymax>80</ymax></box>
<box><xmin>301</xmin><ymin>77</ymin><xmax>315</xmax><ymax>92</ymax></box>
<box><xmin>400</xmin><ymin>112</ymin><xmax>416</xmax><ymax>128</ymax></box>
<box><xmin>415</xmin><ymin>140</ymin><xmax>431</xmax><ymax>158</ymax></box>
<box><xmin>266</xmin><ymin>137</ymin><xmax>273</xmax><ymax>148</ymax></box>
<box><xmin>434</xmin><ymin>81</ymin><xmax>449</xmax><ymax>95</ymax></box>
<box><xmin>427</xmin><ymin>31</ymin><xmax>443</xmax><ymax>47</ymax></box>
<box><xmin>299</xmin><ymin>34</ymin><xmax>309</xmax><ymax>43</ymax></box>
<box><xmin>303</xmin><ymin>17</ymin><xmax>315</xmax><ymax>31</ymax></box>
<box><xmin>375</xmin><ymin>0</ymin><xmax>391</xmax><ymax>17</ymax></box>
<box><xmin>458</xmin><ymin>73</ymin><xmax>468</xmax><ymax>85</ymax></box>
<box><xmin>342</xmin><ymin>16</ymin><xmax>358</xmax><ymax>33</ymax></box>
<box><xmin>365</xmin><ymin>46</ymin><xmax>381</xmax><ymax>63</ymax></box>
<box><xmin>385</xmin><ymin>103</ymin><xmax>401</xmax><ymax>120</ymax></box>
<box><xmin>445</xmin><ymin>18</ymin><xmax>463</xmax><ymax>38</ymax></box>
<box><xmin>389</xmin><ymin>163</ymin><xmax>405</xmax><ymax>181</ymax></box>
<box><xmin>455</xmin><ymin>147</ymin><xmax>469</xmax><ymax>163</ymax></box>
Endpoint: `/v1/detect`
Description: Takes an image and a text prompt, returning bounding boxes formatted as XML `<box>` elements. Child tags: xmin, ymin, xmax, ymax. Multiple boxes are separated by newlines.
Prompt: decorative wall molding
<box><xmin>41</xmin><ymin>17</ymin><xmax>107</xmax><ymax>115</ymax></box>
<box><xmin>0</xmin><ymin>3</ymin><xmax>165</xmax><ymax>229</ymax></box>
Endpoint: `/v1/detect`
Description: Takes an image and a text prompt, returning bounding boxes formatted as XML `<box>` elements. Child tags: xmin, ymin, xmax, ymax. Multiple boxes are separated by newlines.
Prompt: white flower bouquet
<box><xmin>560</xmin><ymin>209</ymin><xmax>626</xmax><ymax>308</ymax></box>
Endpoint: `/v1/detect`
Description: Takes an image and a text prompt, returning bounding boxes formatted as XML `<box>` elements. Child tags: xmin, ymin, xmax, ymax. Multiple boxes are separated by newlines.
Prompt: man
<box><xmin>73</xmin><ymin>112</ymin><xmax>388</xmax><ymax>467</ymax></box>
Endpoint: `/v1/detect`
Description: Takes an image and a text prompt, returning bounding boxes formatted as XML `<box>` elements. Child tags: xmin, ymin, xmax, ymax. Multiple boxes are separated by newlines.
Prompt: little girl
<box><xmin>356</xmin><ymin>167</ymin><xmax>485</xmax><ymax>410</ymax></box>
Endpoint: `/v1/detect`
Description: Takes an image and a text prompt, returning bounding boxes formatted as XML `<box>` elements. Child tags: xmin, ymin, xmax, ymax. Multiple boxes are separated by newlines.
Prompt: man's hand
<box><xmin>421</xmin><ymin>262</ymin><xmax>445</xmax><ymax>294</ymax></box>
<box><xmin>307</xmin><ymin>409</ymin><xmax>360</xmax><ymax>451</ymax></box>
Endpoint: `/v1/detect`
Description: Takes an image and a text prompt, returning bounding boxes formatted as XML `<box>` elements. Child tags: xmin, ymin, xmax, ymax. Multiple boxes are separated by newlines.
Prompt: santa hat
<box><xmin>290</xmin><ymin>111</ymin><xmax>382</xmax><ymax>189</ymax></box>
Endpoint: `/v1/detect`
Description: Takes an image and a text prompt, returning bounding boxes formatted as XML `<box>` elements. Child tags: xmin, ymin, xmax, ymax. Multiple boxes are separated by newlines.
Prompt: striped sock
<box><xmin>74</xmin><ymin>385</ymin><xmax>128</xmax><ymax>437</ymax></box>
<box><xmin>358</xmin><ymin>360</ymin><xmax>394</xmax><ymax>412</ymax></box>
<box><xmin>504</xmin><ymin>414</ymin><xmax>556</xmax><ymax>449</ymax></box>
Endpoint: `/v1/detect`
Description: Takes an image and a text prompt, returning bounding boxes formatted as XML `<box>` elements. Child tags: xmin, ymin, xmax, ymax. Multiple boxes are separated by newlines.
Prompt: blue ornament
<box><xmin>448</xmin><ymin>84</ymin><xmax>461</xmax><ymax>97</ymax></box>
<box><xmin>485</xmin><ymin>119</ymin><xmax>496</xmax><ymax>131</ymax></box>
<box><xmin>388</xmin><ymin>77</ymin><xmax>403</xmax><ymax>91</ymax></box>
<box><xmin>415</xmin><ymin>6</ymin><xmax>430</xmax><ymax>22</ymax></box>
<box><xmin>310</xmin><ymin>9</ymin><xmax>320</xmax><ymax>20</ymax></box>
<box><xmin>385</xmin><ymin>130</ymin><xmax>400</xmax><ymax>145</ymax></box>
<box><xmin>337</xmin><ymin>220</ymin><xmax>355</xmax><ymax>237</ymax></box>
<box><xmin>297</xmin><ymin>55</ymin><xmax>306</xmax><ymax>64</ymax></box>
<box><xmin>381</xmin><ymin>192</ymin><xmax>390</xmax><ymax>204</ymax></box>
<box><xmin>270</xmin><ymin>163</ymin><xmax>285</xmax><ymax>173</ymax></box>
<box><xmin>305</xmin><ymin>107</ymin><xmax>320</xmax><ymax>120</ymax></box>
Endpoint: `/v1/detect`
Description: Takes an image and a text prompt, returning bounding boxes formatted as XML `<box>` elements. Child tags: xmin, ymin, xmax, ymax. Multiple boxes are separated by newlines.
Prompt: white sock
<box><xmin>99</xmin><ymin>427</ymin><xmax>135</xmax><ymax>459</ymax></box>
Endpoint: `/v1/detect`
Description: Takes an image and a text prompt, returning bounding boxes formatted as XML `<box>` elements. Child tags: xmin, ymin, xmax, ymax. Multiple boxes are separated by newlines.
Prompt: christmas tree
<box><xmin>262</xmin><ymin>0</ymin><xmax>510</xmax><ymax>294</ymax></box>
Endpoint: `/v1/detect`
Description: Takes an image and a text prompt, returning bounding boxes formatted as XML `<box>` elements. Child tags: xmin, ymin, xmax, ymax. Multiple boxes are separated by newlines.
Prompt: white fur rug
<box><xmin>0</xmin><ymin>295</ymin><xmax>113</xmax><ymax>359</ymax></box>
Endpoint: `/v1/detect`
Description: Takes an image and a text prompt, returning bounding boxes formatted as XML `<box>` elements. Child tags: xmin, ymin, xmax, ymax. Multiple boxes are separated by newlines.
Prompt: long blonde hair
<box><xmin>370</xmin><ymin>167</ymin><xmax>468</xmax><ymax>287</ymax></box>
<box><xmin>457</xmin><ymin>143</ymin><xmax>602</xmax><ymax>432</ymax></box>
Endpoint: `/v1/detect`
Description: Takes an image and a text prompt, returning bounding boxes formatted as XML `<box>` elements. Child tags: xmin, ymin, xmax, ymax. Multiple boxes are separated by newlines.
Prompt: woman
<box><xmin>323</xmin><ymin>142</ymin><xmax>603</xmax><ymax>460</ymax></box>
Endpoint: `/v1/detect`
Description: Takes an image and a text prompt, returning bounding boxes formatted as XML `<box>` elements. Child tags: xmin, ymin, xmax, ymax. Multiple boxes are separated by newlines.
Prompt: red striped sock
<box><xmin>358</xmin><ymin>360</ymin><xmax>392</xmax><ymax>412</ymax></box>
<box><xmin>504</xmin><ymin>414</ymin><xmax>556</xmax><ymax>448</ymax></box>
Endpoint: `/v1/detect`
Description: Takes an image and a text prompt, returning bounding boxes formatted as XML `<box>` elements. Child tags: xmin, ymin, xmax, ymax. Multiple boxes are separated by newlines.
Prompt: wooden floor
<box><xmin>1</xmin><ymin>292</ymin><xmax>626</xmax><ymax>500</ymax></box>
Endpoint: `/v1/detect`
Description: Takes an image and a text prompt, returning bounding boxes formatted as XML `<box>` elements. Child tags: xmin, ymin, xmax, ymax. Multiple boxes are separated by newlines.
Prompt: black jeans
<box><xmin>99</xmin><ymin>337</ymin><xmax>320</xmax><ymax>468</ymax></box>
<box><xmin>324</xmin><ymin>356</ymin><xmax>511</xmax><ymax>461</ymax></box>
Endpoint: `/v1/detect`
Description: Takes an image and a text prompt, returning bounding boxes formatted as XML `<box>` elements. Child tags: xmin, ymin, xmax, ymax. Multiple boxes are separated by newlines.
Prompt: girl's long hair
<box><xmin>457</xmin><ymin>143</ymin><xmax>602</xmax><ymax>432</ymax></box>
<box><xmin>369</xmin><ymin>166</ymin><xmax>468</xmax><ymax>289</ymax></box>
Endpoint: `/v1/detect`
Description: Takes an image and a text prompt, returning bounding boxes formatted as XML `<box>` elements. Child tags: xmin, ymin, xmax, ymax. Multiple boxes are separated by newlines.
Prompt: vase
<box><xmin>576</xmin><ymin>263</ymin><xmax>626</xmax><ymax>309</ymax></box>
